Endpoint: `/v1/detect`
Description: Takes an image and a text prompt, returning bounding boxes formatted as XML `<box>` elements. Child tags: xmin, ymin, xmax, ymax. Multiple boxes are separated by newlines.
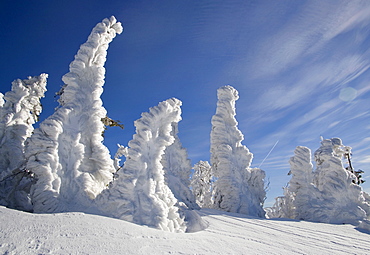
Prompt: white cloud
<box><xmin>249</xmin><ymin>1</ymin><xmax>370</xmax><ymax>78</ymax></box>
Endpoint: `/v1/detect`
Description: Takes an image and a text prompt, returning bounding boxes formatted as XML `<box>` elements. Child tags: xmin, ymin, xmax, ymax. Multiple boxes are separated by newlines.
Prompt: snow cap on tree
<box><xmin>0</xmin><ymin>74</ymin><xmax>47</xmax><ymax>211</ymax></box>
<box><xmin>210</xmin><ymin>85</ymin><xmax>265</xmax><ymax>217</ymax></box>
<box><xmin>26</xmin><ymin>17</ymin><xmax>122</xmax><ymax>213</ymax></box>
<box><xmin>97</xmin><ymin>98</ymin><xmax>186</xmax><ymax>232</ymax></box>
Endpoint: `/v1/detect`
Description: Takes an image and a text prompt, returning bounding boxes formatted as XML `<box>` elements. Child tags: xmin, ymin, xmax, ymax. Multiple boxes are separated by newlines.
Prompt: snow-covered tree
<box><xmin>287</xmin><ymin>146</ymin><xmax>322</xmax><ymax>220</ymax></box>
<box><xmin>0</xmin><ymin>74</ymin><xmax>47</xmax><ymax>211</ymax></box>
<box><xmin>312</xmin><ymin>138</ymin><xmax>370</xmax><ymax>224</ymax></box>
<box><xmin>210</xmin><ymin>85</ymin><xmax>266</xmax><ymax>217</ymax></box>
<box><xmin>162</xmin><ymin>122</ymin><xmax>199</xmax><ymax>210</ymax></box>
<box><xmin>97</xmin><ymin>98</ymin><xmax>186</xmax><ymax>232</ymax></box>
<box><xmin>25</xmin><ymin>17</ymin><xmax>123</xmax><ymax>213</ymax></box>
<box><xmin>191</xmin><ymin>160</ymin><xmax>213</xmax><ymax>208</ymax></box>
<box><xmin>270</xmin><ymin>138</ymin><xmax>370</xmax><ymax>226</ymax></box>
<box><xmin>265</xmin><ymin>188</ymin><xmax>294</xmax><ymax>219</ymax></box>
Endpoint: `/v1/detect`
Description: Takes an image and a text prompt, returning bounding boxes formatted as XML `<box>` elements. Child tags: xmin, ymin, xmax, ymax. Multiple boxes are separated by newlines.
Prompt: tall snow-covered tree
<box><xmin>0</xmin><ymin>74</ymin><xmax>47</xmax><ymax>211</ymax></box>
<box><xmin>312</xmin><ymin>138</ymin><xmax>370</xmax><ymax>224</ymax></box>
<box><xmin>162</xmin><ymin>122</ymin><xmax>199</xmax><ymax>210</ymax></box>
<box><xmin>191</xmin><ymin>160</ymin><xmax>213</xmax><ymax>208</ymax></box>
<box><xmin>97</xmin><ymin>98</ymin><xmax>186</xmax><ymax>232</ymax></box>
<box><xmin>210</xmin><ymin>85</ymin><xmax>265</xmax><ymax>217</ymax></box>
<box><xmin>25</xmin><ymin>17</ymin><xmax>123</xmax><ymax>213</ymax></box>
<box><xmin>288</xmin><ymin>146</ymin><xmax>321</xmax><ymax>220</ymax></box>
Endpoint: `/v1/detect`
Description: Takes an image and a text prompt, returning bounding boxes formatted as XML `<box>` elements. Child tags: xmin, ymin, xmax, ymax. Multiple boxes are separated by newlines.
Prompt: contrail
<box><xmin>258</xmin><ymin>140</ymin><xmax>279</xmax><ymax>168</ymax></box>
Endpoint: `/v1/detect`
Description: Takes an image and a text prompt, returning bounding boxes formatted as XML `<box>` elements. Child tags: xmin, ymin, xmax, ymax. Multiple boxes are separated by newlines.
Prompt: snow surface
<box><xmin>1</xmin><ymin>206</ymin><xmax>369</xmax><ymax>255</ymax></box>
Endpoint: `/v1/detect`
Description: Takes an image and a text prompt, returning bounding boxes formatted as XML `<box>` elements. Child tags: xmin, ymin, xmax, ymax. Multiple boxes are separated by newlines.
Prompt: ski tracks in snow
<box><xmin>198</xmin><ymin>209</ymin><xmax>370</xmax><ymax>255</ymax></box>
<box><xmin>1</xmin><ymin>207</ymin><xmax>369</xmax><ymax>255</ymax></box>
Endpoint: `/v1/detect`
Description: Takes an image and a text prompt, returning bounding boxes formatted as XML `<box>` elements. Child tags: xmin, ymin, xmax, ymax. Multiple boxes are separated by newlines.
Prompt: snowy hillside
<box><xmin>1</xmin><ymin>206</ymin><xmax>369</xmax><ymax>255</ymax></box>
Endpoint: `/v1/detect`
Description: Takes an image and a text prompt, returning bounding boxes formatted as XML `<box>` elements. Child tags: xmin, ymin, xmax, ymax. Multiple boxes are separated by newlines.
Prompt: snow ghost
<box><xmin>97</xmin><ymin>98</ymin><xmax>186</xmax><ymax>232</ymax></box>
<box><xmin>0</xmin><ymin>74</ymin><xmax>47</xmax><ymax>211</ymax></box>
<box><xmin>25</xmin><ymin>17</ymin><xmax>122</xmax><ymax>213</ymax></box>
<box><xmin>211</xmin><ymin>85</ymin><xmax>266</xmax><ymax>217</ymax></box>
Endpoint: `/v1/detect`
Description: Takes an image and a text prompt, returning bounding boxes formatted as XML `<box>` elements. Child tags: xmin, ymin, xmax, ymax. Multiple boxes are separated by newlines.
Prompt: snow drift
<box><xmin>1</xmin><ymin>206</ymin><xmax>369</xmax><ymax>255</ymax></box>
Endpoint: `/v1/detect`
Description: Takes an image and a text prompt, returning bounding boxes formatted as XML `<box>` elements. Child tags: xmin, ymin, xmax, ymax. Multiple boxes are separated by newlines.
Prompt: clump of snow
<box><xmin>0</xmin><ymin>74</ymin><xmax>47</xmax><ymax>211</ymax></box>
<box><xmin>97</xmin><ymin>98</ymin><xmax>186</xmax><ymax>232</ymax></box>
<box><xmin>113</xmin><ymin>144</ymin><xmax>128</xmax><ymax>172</ymax></box>
<box><xmin>211</xmin><ymin>85</ymin><xmax>266</xmax><ymax>217</ymax></box>
<box><xmin>0</xmin><ymin>93</ymin><xmax>4</xmax><ymax>107</ymax></box>
<box><xmin>25</xmin><ymin>16</ymin><xmax>122</xmax><ymax>213</ymax></box>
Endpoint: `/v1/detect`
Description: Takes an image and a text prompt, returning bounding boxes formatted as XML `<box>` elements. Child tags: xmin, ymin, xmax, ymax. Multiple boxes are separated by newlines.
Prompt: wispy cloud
<box><xmin>248</xmin><ymin>1</ymin><xmax>370</xmax><ymax>78</ymax></box>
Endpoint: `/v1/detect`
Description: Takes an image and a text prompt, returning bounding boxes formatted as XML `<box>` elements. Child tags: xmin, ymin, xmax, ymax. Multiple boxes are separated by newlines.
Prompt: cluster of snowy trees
<box><xmin>1</xmin><ymin>16</ymin><xmax>368</xmax><ymax>232</ymax></box>
<box><xmin>266</xmin><ymin>138</ymin><xmax>370</xmax><ymax>229</ymax></box>
<box><xmin>0</xmin><ymin>17</ymin><xmax>266</xmax><ymax>232</ymax></box>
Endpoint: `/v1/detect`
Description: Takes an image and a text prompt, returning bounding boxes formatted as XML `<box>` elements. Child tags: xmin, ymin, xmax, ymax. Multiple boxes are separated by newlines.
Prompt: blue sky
<box><xmin>1</xmin><ymin>0</ymin><xmax>370</xmax><ymax>206</ymax></box>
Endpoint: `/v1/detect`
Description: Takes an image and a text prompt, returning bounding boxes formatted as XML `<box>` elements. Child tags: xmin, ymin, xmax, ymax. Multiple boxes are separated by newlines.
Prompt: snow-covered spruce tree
<box><xmin>287</xmin><ymin>146</ymin><xmax>321</xmax><ymax>220</ymax></box>
<box><xmin>265</xmin><ymin>189</ymin><xmax>294</xmax><ymax>219</ymax></box>
<box><xmin>0</xmin><ymin>74</ymin><xmax>47</xmax><ymax>211</ymax></box>
<box><xmin>162</xmin><ymin>122</ymin><xmax>199</xmax><ymax>210</ymax></box>
<box><xmin>25</xmin><ymin>17</ymin><xmax>123</xmax><ymax>213</ymax></box>
<box><xmin>96</xmin><ymin>98</ymin><xmax>186</xmax><ymax>232</ymax></box>
<box><xmin>312</xmin><ymin>138</ymin><xmax>370</xmax><ymax>224</ymax></box>
<box><xmin>210</xmin><ymin>85</ymin><xmax>265</xmax><ymax>217</ymax></box>
<box><xmin>191</xmin><ymin>160</ymin><xmax>213</xmax><ymax>208</ymax></box>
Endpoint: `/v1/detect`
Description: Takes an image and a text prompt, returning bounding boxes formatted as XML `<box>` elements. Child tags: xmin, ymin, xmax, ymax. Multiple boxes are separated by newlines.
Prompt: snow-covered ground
<box><xmin>1</xmin><ymin>206</ymin><xmax>369</xmax><ymax>255</ymax></box>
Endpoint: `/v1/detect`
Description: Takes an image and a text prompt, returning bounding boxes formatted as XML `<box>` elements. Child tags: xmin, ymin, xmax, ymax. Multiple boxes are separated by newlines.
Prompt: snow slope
<box><xmin>1</xmin><ymin>206</ymin><xmax>369</xmax><ymax>255</ymax></box>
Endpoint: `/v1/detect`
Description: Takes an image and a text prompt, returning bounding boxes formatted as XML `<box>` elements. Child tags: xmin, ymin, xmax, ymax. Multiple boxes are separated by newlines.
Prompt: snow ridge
<box><xmin>25</xmin><ymin>17</ymin><xmax>122</xmax><ymax>213</ymax></box>
<box><xmin>211</xmin><ymin>85</ymin><xmax>266</xmax><ymax>217</ymax></box>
